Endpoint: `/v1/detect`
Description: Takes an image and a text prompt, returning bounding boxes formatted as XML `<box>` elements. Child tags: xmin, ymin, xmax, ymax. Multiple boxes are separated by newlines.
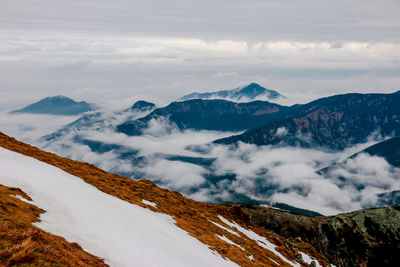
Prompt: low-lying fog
<box><xmin>1</xmin><ymin>110</ymin><xmax>399</xmax><ymax>216</ymax></box>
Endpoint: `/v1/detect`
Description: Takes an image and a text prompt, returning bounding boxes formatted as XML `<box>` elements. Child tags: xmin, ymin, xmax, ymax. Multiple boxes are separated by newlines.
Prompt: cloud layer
<box><xmin>1</xmin><ymin>1</ymin><xmax>399</xmax><ymax>111</ymax></box>
<box><xmin>1</xmin><ymin>1</ymin><xmax>399</xmax><ymax>215</ymax></box>
<box><xmin>3</xmin><ymin>109</ymin><xmax>398</xmax><ymax>216</ymax></box>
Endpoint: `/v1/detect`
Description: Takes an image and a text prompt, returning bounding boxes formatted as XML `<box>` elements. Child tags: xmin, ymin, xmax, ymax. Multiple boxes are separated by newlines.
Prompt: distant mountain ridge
<box><xmin>43</xmin><ymin>100</ymin><xmax>156</xmax><ymax>142</ymax></box>
<box><xmin>129</xmin><ymin>100</ymin><xmax>156</xmax><ymax>112</ymax></box>
<box><xmin>11</xmin><ymin>95</ymin><xmax>94</xmax><ymax>115</ymax></box>
<box><xmin>117</xmin><ymin>99</ymin><xmax>287</xmax><ymax>136</ymax></box>
<box><xmin>180</xmin><ymin>83</ymin><xmax>283</xmax><ymax>101</ymax></box>
<box><xmin>354</xmin><ymin>137</ymin><xmax>400</xmax><ymax>167</ymax></box>
<box><xmin>319</xmin><ymin>137</ymin><xmax>400</xmax><ymax>174</ymax></box>
<box><xmin>215</xmin><ymin>91</ymin><xmax>400</xmax><ymax>150</ymax></box>
<box><xmin>316</xmin><ymin>137</ymin><xmax>400</xmax><ymax>208</ymax></box>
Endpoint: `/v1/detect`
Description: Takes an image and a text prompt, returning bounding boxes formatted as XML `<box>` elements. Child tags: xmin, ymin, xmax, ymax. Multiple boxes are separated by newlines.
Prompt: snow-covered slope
<box><xmin>0</xmin><ymin>133</ymin><xmax>327</xmax><ymax>266</ymax></box>
<box><xmin>0</xmin><ymin>147</ymin><xmax>237</xmax><ymax>267</ymax></box>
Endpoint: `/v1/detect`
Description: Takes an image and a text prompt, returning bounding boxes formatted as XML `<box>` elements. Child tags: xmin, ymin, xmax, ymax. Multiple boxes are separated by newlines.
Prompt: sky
<box><xmin>1</xmin><ymin>0</ymin><xmax>400</xmax><ymax>111</ymax></box>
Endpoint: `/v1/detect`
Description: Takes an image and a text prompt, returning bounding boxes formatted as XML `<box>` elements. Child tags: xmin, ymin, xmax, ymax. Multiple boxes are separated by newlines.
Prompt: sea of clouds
<box><xmin>1</xmin><ymin>107</ymin><xmax>399</xmax><ymax>216</ymax></box>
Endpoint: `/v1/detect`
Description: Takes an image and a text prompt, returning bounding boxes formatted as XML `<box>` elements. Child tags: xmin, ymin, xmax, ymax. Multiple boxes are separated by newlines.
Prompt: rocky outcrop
<box><xmin>244</xmin><ymin>205</ymin><xmax>400</xmax><ymax>266</ymax></box>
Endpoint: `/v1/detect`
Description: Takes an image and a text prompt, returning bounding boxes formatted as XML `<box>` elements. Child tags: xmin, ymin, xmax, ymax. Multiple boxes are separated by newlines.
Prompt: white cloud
<box><xmin>2</xmin><ymin>102</ymin><xmax>399</xmax><ymax>217</ymax></box>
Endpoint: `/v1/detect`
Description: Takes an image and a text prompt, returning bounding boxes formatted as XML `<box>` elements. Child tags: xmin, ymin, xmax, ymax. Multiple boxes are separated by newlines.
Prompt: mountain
<box><xmin>0</xmin><ymin>132</ymin><xmax>327</xmax><ymax>266</ymax></box>
<box><xmin>117</xmin><ymin>99</ymin><xmax>287</xmax><ymax>136</ymax></box>
<box><xmin>319</xmin><ymin>137</ymin><xmax>400</xmax><ymax>174</ymax></box>
<box><xmin>377</xmin><ymin>190</ymin><xmax>400</xmax><ymax>207</ymax></box>
<box><xmin>180</xmin><ymin>83</ymin><xmax>283</xmax><ymax>102</ymax></box>
<box><xmin>11</xmin><ymin>96</ymin><xmax>94</xmax><ymax>115</ymax></box>
<box><xmin>244</xmin><ymin>204</ymin><xmax>400</xmax><ymax>267</ymax></box>
<box><xmin>43</xmin><ymin>100</ymin><xmax>156</xmax><ymax>142</ymax></box>
<box><xmin>215</xmin><ymin>91</ymin><xmax>400</xmax><ymax>150</ymax></box>
<box><xmin>354</xmin><ymin>137</ymin><xmax>400</xmax><ymax>167</ymax></box>
<box><xmin>129</xmin><ymin>100</ymin><xmax>156</xmax><ymax>112</ymax></box>
<box><xmin>317</xmin><ymin>137</ymin><xmax>400</xmax><ymax>207</ymax></box>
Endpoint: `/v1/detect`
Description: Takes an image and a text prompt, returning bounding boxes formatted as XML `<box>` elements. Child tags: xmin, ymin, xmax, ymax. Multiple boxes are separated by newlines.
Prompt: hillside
<box><xmin>215</xmin><ymin>91</ymin><xmax>400</xmax><ymax>150</ymax></box>
<box><xmin>117</xmin><ymin>99</ymin><xmax>286</xmax><ymax>136</ymax></box>
<box><xmin>11</xmin><ymin>96</ymin><xmax>94</xmax><ymax>116</ymax></box>
<box><xmin>319</xmin><ymin>137</ymin><xmax>400</xmax><ymax>175</ymax></box>
<box><xmin>244</xmin><ymin>205</ymin><xmax>400</xmax><ymax>267</ymax></box>
<box><xmin>0</xmin><ymin>184</ymin><xmax>106</xmax><ymax>266</ymax></box>
<box><xmin>180</xmin><ymin>83</ymin><xmax>283</xmax><ymax>101</ymax></box>
<box><xmin>354</xmin><ymin>137</ymin><xmax>400</xmax><ymax>167</ymax></box>
<box><xmin>0</xmin><ymin>133</ymin><xmax>326</xmax><ymax>266</ymax></box>
<box><xmin>42</xmin><ymin>100</ymin><xmax>156</xmax><ymax>142</ymax></box>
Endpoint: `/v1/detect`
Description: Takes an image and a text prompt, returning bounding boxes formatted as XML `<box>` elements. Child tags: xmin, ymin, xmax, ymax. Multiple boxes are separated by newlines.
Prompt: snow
<box><xmin>216</xmin><ymin>234</ymin><xmax>244</xmax><ymax>250</ymax></box>
<box><xmin>270</xmin><ymin>258</ymin><xmax>280</xmax><ymax>265</ymax></box>
<box><xmin>0</xmin><ymin>147</ymin><xmax>238</xmax><ymax>267</ymax></box>
<box><xmin>142</xmin><ymin>199</ymin><xmax>157</xmax><ymax>208</ymax></box>
<box><xmin>12</xmin><ymin>194</ymin><xmax>34</xmax><ymax>204</ymax></box>
<box><xmin>248</xmin><ymin>255</ymin><xmax>254</xmax><ymax>261</ymax></box>
<box><xmin>300</xmin><ymin>252</ymin><xmax>322</xmax><ymax>267</ymax></box>
<box><xmin>218</xmin><ymin>216</ymin><xmax>300</xmax><ymax>267</ymax></box>
<box><xmin>210</xmin><ymin>220</ymin><xmax>240</xmax><ymax>237</ymax></box>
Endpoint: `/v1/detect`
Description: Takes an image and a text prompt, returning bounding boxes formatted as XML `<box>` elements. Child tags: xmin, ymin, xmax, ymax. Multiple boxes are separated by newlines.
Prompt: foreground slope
<box><xmin>0</xmin><ymin>133</ymin><xmax>327</xmax><ymax>266</ymax></box>
<box><xmin>0</xmin><ymin>184</ymin><xmax>106</xmax><ymax>266</ymax></box>
<box><xmin>0</xmin><ymin>147</ymin><xmax>236</xmax><ymax>267</ymax></box>
<box><xmin>244</xmin><ymin>205</ymin><xmax>400</xmax><ymax>267</ymax></box>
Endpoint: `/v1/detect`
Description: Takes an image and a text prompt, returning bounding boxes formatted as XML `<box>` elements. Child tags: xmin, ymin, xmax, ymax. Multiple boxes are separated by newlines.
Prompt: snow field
<box><xmin>0</xmin><ymin>148</ymin><xmax>238</xmax><ymax>267</ymax></box>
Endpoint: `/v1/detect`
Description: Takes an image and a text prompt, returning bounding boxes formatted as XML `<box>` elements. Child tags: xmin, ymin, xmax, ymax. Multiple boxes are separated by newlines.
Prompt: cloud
<box><xmin>0</xmin><ymin>112</ymin><xmax>79</xmax><ymax>143</ymax></box>
<box><xmin>142</xmin><ymin>159</ymin><xmax>206</xmax><ymax>190</ymax></box>
<box><xmin>1</xmin><ymin>0</ymin><xmax>400</xmax><ymax>42</ymax></box>
<box><xmin>0</xmin><ymin>35</ymin><xmax>399</xmax><ymax>112</ymax></box>
<box><xmin>1</xmin><ymin>1</ymin><xmax>399</xmax><ymax>216</ymax></box>
<box><xmin>2</xmin><ymin>95</ymin><xmax>400</xmax><ymax>216</ymax></box>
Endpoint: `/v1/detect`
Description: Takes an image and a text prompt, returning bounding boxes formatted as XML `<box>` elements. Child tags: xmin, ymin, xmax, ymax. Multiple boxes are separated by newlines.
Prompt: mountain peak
<box><xmin>180</xmin><ymin>83</ymin><xmax>283</xmax><ymax>102</ymax></box>
<box><xmin>130</xmin><ymin>100</ymin><xmax>156</xmax><ymax>111</ymax></box>
<box><xmin>11</xmin><ymin>96</ymin><xmax>94</xmax><ymax>115</ymax></box>
<box><xmin>236</xmin><ymin>83</ymin><xmax>282</xmax><ymax>99</ymax></box>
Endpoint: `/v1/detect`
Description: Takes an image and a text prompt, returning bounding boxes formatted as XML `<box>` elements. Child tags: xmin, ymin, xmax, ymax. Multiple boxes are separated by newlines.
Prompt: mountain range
<box><xmin>180</xmin><ymin>83</ymin><xmax>283</xmax><ymax>102</ymax></box>
<box><xmin>2</xmin><ymin>84</ymin><xmax>400</xmax><ymax>266</ymax></box>
<box><xmin>117</xmin><ymin>99</ymin><xmax>285</xmax><ymax>135</ymax></box>
<box><xmin>11</xmin><ymin>96</ymin><xmax>94</xmax><ymax>115</ymax></box>
<box><xmin>319</xmin><ymin>137</ymin><xmax>400</xmax><ymax>174</ymax></box>
<box><xmin>18</xmin><ymin>88</ymin><xmax>400</xmax><ymax>215</ymax></box>
<box><xmin>42</xmin><ymin>100</ymin><xmax>156</xmax><ymax>142</ymax></box>
<box><xmin>215</xmin><ymin>91</ymin><xmax>400</xmax><ymax>150</ymax></box>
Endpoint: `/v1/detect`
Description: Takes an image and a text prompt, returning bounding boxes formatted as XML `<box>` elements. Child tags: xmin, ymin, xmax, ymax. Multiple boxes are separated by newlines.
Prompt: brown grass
<box><xmin>0</xmin><ymin>133</ymin><xmax>329</xmax><ymax>266</ymax></box>
<box><xmin>0</xmin><ymin>184</ymin><xmax>107</xmax><ymax>266</ymax></box>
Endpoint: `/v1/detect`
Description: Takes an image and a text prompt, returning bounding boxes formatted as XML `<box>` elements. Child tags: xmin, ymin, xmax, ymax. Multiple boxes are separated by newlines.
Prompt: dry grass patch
<box><xmin>0</xmin><ymin>184</ymin><xmax>107</xmax><ymax>266</ymax></box>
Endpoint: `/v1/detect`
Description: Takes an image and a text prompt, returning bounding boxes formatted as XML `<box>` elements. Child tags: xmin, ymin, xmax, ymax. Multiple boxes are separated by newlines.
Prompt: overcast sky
<box><xmin>1</xmin><ymin>0</ymin><xmax>400</xmax><ymax>111</ymax></box>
